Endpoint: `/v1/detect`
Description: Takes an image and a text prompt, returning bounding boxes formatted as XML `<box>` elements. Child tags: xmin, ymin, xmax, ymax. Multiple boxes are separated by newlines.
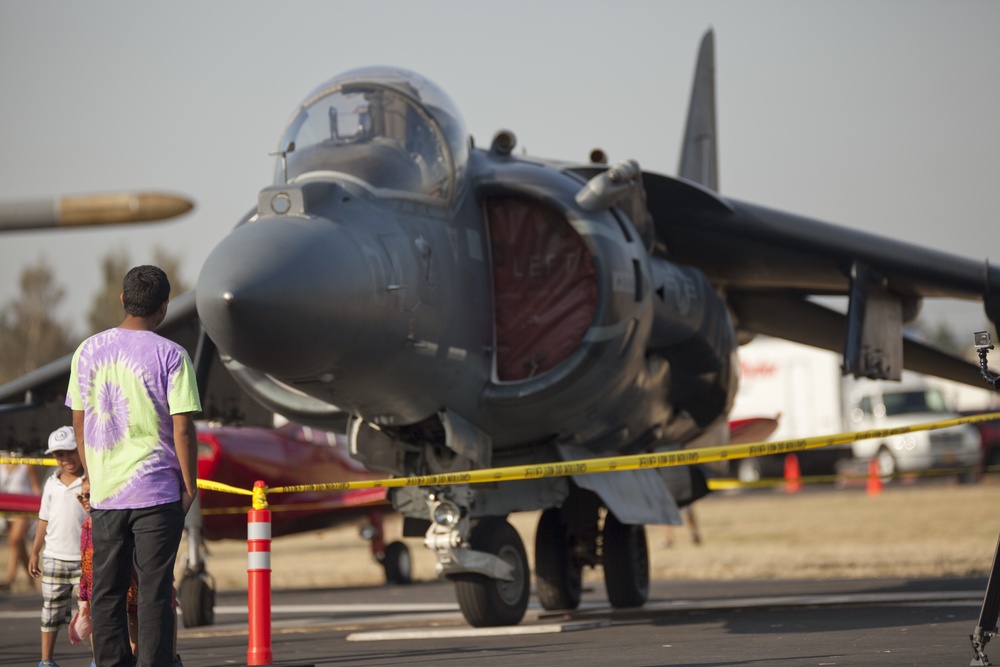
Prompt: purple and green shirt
<box><xmin>66</xmin><ymin>328</ymin><xmax>201</xmax><ymax>510</ymax></box>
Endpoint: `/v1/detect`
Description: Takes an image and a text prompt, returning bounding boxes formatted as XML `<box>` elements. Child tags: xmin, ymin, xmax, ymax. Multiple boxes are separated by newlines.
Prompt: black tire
<box><xmin>453</xmin><ymin>517</ymin><xmax>530</xmax><ymax>627</ymax></box>
<box><xmin>602</xmin><ymin>511</ymin><xmax>649</xmax><ymax>609</ymax></box>
<box><xmin>535</xmin><ymin>508</ymin><xmax>582</xmax><ymax>610</ymax></box>
<box><xmin>382</xmin><ymin>541</ymin><xmax>412</xmax><ymax>584</ymax></box>
<box><xmin>179</xmin><ymin>571</ymin><xmax>215</xmax><ymax>628</ymax></box>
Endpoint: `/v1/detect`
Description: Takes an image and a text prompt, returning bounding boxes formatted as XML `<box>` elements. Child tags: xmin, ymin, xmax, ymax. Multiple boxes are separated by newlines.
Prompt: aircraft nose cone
<box><xmin>196</xmin><ymin>216</ymin><xmax>370</xmax><ymax>378</ymax></box>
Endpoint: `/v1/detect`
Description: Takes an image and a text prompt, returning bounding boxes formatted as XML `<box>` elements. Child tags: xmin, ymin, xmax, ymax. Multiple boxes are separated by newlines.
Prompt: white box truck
<box><xmin>730</xmin><ymin>336</ymin><xmax>982</xmax><ymax>483</ymax></box>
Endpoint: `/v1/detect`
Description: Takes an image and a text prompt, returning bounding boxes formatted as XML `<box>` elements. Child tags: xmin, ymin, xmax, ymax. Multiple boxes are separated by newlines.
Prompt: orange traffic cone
<box><xmin>784</xmin><ymin>453</ymin><xmax>801</xmax><ymax>493</ymax></box>
<box><xmin>866</xmin><ymin>458</ymin><xmax>882</xmax><ymax>497</ymax></box>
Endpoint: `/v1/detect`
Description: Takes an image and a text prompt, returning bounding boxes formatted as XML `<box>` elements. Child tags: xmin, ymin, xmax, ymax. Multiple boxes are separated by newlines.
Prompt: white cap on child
<box><xmin>46</xmin><ymin>425</ymin><xmax>76</xmax><ymax>454</ymax></box>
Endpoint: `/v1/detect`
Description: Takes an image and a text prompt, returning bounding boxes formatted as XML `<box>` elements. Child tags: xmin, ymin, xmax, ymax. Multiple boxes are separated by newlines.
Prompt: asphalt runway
<box><xmin>0</xmin><ymin>576</ymin><xmax>989</xmax><ymax>666</ymax></box>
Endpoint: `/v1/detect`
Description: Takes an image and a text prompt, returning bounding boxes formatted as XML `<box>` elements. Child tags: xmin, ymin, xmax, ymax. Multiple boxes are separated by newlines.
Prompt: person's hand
<box><xmin>181</xmin><ymin>490</ymin><xmax>195</xmax><ymax>514</ymax></box>
<box><xmin>79</xmin><ymin>600</ymin><xmax>90</xmax><ymax>617</ymax></box>
<box><xmin>28</xmin><ymin>554</ymin><xmax>41</xmax><ymax>579</ymax></box>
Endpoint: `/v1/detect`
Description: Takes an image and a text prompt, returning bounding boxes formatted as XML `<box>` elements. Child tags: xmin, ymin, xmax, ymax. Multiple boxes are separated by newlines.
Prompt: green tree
<box><xmin>0</xmin><ymin>259</ymin><xmax>76</xmax><ymax>384</ymax></box>
<box><xmin>86</xmin><ymin>246</ymin><xmax>192</xmax><ymax>334</ymax></box>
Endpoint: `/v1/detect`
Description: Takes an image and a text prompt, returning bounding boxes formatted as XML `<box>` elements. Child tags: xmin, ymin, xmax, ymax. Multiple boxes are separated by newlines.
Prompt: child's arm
<box><xmin>28</xmin><ymin>519</ymin><xmax>48</xmax><ymax>578</ymax></box>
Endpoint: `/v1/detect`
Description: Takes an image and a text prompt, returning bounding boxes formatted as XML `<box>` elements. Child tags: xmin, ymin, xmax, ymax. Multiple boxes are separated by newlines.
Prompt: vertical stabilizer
<box><xmin>678</xmin><ymin>30</ymin><xmax>718</xmax><ymax>191</ymax></box>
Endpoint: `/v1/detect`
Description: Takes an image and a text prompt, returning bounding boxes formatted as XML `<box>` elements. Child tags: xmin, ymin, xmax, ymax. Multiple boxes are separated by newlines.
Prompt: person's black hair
<box><xmin>122</xmin><ymin>265</ymin><xmax>170</xmax><ymax>317</ymax></box>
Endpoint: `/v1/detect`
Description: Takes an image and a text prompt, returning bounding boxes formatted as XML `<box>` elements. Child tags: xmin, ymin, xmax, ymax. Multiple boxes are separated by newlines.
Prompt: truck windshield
<box><xmin>882</xmin><ymin>389</ymin><xmax>949</xmax><ymax>416</ymax></box>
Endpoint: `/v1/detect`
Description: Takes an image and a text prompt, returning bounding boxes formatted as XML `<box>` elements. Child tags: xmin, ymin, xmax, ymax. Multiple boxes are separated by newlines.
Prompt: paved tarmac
<box><xmin>0</xmin><ymin>576</ymin><xmax>990</xmax><ymax>666</ymax></box>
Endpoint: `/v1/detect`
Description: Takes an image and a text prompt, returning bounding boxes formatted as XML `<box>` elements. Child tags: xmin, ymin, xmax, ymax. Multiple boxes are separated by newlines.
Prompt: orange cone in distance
<box><xmin>866</xmin><ymin>457</ymin><xmax>882</xmax><ymax>497</ymax></box>
<box><xmin>784</xmin><ymin>453</ymin><xmax>801</xmax><ymax>493</ymax></box>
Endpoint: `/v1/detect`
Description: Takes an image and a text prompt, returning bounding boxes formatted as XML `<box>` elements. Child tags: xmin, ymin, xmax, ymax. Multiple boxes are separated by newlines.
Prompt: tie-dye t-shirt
<box><xmin>65</xmin><ymin>328</ymin><xmax>202</xmax><ymax>510</ymax></box>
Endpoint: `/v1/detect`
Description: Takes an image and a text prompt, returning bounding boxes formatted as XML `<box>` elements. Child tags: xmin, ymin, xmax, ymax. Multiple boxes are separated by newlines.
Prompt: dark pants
<box><xmin>91</xmin><ymin>501</ymin><xmax>185</xmax><ymax>667</ymax></box>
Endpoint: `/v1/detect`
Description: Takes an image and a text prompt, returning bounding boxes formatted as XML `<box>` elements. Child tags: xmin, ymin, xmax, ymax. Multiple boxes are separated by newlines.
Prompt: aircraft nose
<box><xmin>196</xmin><ymin>215</ymin><xmax>370</xmax><ymax>378</ymax></box>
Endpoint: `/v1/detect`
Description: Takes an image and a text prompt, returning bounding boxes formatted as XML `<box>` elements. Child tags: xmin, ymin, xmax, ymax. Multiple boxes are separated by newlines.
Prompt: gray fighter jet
<box><xmin>2</xmin><ymin>31</ymin><xmax>998</xmax><ymax>627</ymax></box>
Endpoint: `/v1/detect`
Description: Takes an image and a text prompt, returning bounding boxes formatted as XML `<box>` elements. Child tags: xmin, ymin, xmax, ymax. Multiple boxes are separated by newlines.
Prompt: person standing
<box><xmin>1</xmin><ymin>453</ymin><xmax>41</xmax><ymax>591</ymax></box>
<box><xmin>28</xmin><ymin>426</ymin><xmax>88</xmax><ymax>667</ymax></box>
<box><xmin>66</xmin><ymin>265</ymin><xmax>201</xmax><ymax>667</ymax></box>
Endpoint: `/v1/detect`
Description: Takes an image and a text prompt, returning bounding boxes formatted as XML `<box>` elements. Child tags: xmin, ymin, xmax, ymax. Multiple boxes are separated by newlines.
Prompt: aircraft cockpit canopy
<box><xmin>276</xmin><ymin>67</ymin><xmax>469</xmax><ymax>203</ymax></box>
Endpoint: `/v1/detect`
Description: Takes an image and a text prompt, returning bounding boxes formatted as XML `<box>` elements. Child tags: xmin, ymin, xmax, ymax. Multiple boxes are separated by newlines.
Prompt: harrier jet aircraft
<box><xmin>2</xmin><ymin>30</ymin><xmax>998</xmax><ymax>627</ymax></box>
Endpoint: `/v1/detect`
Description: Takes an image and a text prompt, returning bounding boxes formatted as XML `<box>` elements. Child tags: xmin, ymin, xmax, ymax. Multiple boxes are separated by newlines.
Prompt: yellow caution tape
<box><xmin>0</xmin><ymin>457</ymin><xmax>57</xmax><ymax>466</ymax></box>
<box><xmin>4</xmin><ymin>412</ymin><xmax>998</xmax><ymax>498</ymax></box>
<box><xmin>196</xmin><ymin>479</ymin><xmax>254</xmax><ymax>496</ymax></box>
<box><xmin>265</xmin><ymin>412</ymin><xmax>1000</xmax><ymax>495</ymax></box>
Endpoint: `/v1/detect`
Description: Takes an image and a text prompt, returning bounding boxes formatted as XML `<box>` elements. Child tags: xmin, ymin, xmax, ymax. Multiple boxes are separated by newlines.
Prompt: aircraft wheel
<box><xmin>179</xmin><ymin>570</ymin><xmax>215</xmax><ymax>628</ymax></box>
<box><xmin>602</xmin><ymin>511</ymin><xmax>649</xmax><ymax>609</ymax></box>
<box><xmin>382</xmin><ymin>540</ymin><xmax>412</xmax><ymax>584</ymax></box>
<box><xmin>453</xmin><ymin>517</ymin><xmax>530</xmax><ymax>627</ymax></box>
<box><xmin>876</xmin><ymin>446</ymin><xmax>896</xmax><ymax>482</ymax></box>
<box><xmin>534</xmin><ymin>508</ymin><xmax>582</xmax><ymax>610</ymax></box>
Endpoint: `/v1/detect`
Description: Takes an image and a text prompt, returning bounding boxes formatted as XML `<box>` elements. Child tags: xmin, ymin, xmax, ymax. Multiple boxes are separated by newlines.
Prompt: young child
<box><xmin>27</xmin><ymin>426</ymin><xmax>87</xmax><ymax>667</ymax></box>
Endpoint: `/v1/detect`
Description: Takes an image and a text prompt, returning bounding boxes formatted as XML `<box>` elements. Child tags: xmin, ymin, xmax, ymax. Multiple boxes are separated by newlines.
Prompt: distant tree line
<box><xmin>0</xmin><ymin>247</ymin><xmax>189</xmax><ymax>385</ymax></box>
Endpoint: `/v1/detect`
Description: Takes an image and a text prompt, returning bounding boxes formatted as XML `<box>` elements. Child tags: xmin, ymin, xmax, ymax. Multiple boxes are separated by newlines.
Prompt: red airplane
<box><xmin>0</xmin><ymin>422</ymin><xmax>411</xmax><ymax>628</ymax></box>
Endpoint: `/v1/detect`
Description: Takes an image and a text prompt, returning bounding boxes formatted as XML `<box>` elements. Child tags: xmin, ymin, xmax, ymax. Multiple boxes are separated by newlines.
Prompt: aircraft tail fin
<box><xmin>677</xmin><ymin>29</ymin><xmax>718</xmax><ymax>191</ymax></box>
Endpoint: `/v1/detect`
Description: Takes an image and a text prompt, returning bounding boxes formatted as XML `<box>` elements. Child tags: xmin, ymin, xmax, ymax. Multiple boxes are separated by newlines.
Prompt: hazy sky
<box><xmin>1</xmin><ymin>0</ymin><xmax>998</xmax><ymax>342</ymax></box>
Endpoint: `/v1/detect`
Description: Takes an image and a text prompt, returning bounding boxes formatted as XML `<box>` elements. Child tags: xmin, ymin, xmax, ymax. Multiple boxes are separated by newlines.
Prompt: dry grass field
<box><xmin>187</xmin><ymin>478</ymin><xmax>1000</xmax><ymax>590</ymax></box>
<box><xmin>3</xmin><ymin>478</ymin><xmax>997</xmax><ymax>594</ymax></box>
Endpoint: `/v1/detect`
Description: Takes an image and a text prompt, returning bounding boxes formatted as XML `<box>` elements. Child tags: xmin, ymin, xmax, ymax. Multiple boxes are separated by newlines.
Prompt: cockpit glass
<box><xmin>276</xmin><ymin>68</ymin><xmax>468</xmax><ymax>203</ymax></box>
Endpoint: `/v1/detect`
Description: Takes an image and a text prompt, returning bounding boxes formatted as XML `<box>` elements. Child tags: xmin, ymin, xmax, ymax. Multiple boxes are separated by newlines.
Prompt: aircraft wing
<box><xmin>591</xmin><ymin>29</ymin><xmax>999</xmax><ymax>389</ymax></box>
<box><xmin>638</xmin><ymin>171</ymin><xmax>999</xmax><ymax>387</ymax></box>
